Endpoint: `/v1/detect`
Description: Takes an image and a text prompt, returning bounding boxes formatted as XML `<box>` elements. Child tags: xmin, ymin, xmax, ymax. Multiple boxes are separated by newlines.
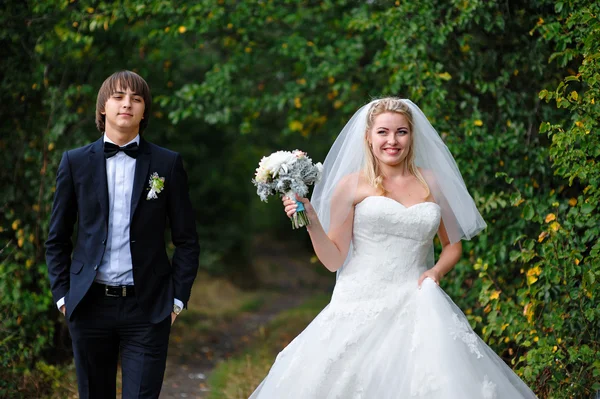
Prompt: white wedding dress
<box><xmin>250</xmin><ymin>196</ymin><xmax>537</xmax><ymax>398</ymax></box>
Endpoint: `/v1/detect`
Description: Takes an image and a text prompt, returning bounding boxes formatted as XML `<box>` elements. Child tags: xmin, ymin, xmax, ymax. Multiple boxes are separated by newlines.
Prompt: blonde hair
<box><xmin>363</xmin><ymin>98</ymin><xmax>430</xmax><ymax>198</ymax></box>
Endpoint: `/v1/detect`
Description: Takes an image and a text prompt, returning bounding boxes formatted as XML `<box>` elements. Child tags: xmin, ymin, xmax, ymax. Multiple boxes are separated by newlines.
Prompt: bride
<box><xmin>249</xmin><ymin>98</ymin><xmax>537</xmax><ymax>398</ymax></box>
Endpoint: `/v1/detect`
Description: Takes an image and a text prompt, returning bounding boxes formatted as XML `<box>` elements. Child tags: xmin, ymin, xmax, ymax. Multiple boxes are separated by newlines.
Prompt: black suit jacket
<box><xmin>46</xmin><ymin>137</ymin><xmax>200</xmax><ymax>323</ymax></box>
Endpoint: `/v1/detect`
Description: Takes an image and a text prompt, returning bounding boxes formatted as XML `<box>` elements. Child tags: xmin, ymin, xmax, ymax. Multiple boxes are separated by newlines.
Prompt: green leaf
<box><xmin>581</xmin><ymin>202</ymin><xmax>595</xmax><ymax>214</ymax></box>
<box><xmin>585</xmin><ymin>270</ymin><xmax>596</xmax><ymax>286</ymax></box>
<box><xmin>523</xmin><ymin>203</ymin><xmax>535</xmax><ymax>220</ymax></box>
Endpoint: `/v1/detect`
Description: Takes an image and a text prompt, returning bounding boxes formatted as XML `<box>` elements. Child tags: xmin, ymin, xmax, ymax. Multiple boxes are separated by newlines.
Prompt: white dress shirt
<box><xmin>96</xmin><ymin>134</ymin><xmax>138</xmax><ymax>285</ymax></box>
<box><xmin>57</xmin><ymin>135</ymin><xmax>182</xmax><ymax>311</ymax></box>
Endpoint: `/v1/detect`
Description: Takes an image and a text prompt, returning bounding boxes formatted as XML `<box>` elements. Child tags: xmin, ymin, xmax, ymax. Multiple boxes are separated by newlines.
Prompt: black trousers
<box><xmin>68</xmin><ymin>285</ymin><xmax>171</xmax><ymax>399</ymax></box>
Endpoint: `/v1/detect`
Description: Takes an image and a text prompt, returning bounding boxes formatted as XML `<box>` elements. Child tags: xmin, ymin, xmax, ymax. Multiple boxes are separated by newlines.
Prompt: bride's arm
<box><xmin>283</xmin><ymin>189</ymin><xmax>354</xmax><ymax>273</ymax></box>
<box><xmin>418</xmin><ymin>218</ymin><xmax>462</xmax><ymax>287</ymax></box>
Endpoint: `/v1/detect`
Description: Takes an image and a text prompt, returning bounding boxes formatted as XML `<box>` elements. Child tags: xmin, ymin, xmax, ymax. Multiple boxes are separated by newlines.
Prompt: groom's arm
<box><xmin>167</xmin><ymin>154</ymin><xmax>200</xmax><ymax>308</ymax></box>
<box><xmin>45</xmin><ymin>152</ymin><xmax>77</xmax><ymax>310</ymax></box>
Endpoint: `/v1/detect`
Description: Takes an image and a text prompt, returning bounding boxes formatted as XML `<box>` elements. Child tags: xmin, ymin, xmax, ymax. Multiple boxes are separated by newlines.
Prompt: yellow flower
<box><xmin>289</xmin><ymin>120</ymin><xmax>303</xmax><ymax>131</ymax></box>
<box><xmin>86</xmin><ymin>7</ymin><xmax>94</xmax><ymax>13</ymax></box>
<box><xmin>538</xmin><ymin>231</ymin><xmax>548</xmax><ymax>242</ymax></box>
<box><xmin>294</xmin><ymin>97</ymin><xmax>302</xmax><ymax>108</ymax></box>
<box><xmin>504</xmin><ymin>337</ymin><xmax>510</xmax><ymax>343</ymax></box>
<box><xmin>438</xmin><ymin>72</ymin><xmax>452</xmax><ymax>80</ymax></box>
<box><xmin>527</xmin><ymin>266</ymin><xmax>542</xmax><ymax>277</ymax></box>
<box><xmin>557</xmin><ymin>338</ymin><xmax>562</xmax><ymax>344</ymax></box>
<box><xmin>534</xmin><ymin>336</ymin><xmax>539</xmax><ymax>342</ymax></box>
<box><xmin>527</xmin><ymin>275</ymin><xmax>538</xmax><ymax>285</ymax></box>
<box><xmin>568</xmin><ymin>198</ymin><xmax>577</xmax><ymax>206</ymax></box>
<box><xmin>523</xmin><ymin>302</ymin><xmax>534</xmax><ymax>322</ymax></box>
<box><xmin>474</xmin><ymin>119</ymin><xmax>483</xmax><ymax>126</ymax></box>
<box><xmin>552</xmin><ymin>345</ymin><xmax>558</xmax><ymax>352</ymax></box>
<box><xmin>296</xmin><ymin>78</ymin><xmax>306</xmax><ymax>85</ymax></box>
<box><xmin>574</xmin><ymin>258</ymin><xmax>580</xmax><ymax>265</ymax></box>
<box><xmin>550</xmin><ymin>221</ymin><xmax>560</xmax><ymax>231</ymax></box>
<box><xmin>178</xmin><ymin>26</ymin><xmax>187</xmax><ymax>34</ymax></box>
<box><xmin>333</xmin><ymin>100</ymin><xmax>343</xmax><ymax>109</ymax></box>
<box><xmin>544</xmin><ymin>213</ymin><xmax>556</xmax><ymax>223</ymax></box>
<box><xmin>526</xmin><ymin>266</ymin><xmax>541</xmax><ymax>285</ymax></box>
<box><xmin>26</xmin><ymin>259</ymin><xmax>34</xmax><ymax>268</ymax></box>
<box><xmin>18</xmin><ymin>238</ymin><xmax>24</xmax><ymax>248</ymax></box>
<box><xmin>571</xmin><ymin>91</ymin><xmax>578</xmax><ymax>101</ymax></box>
<box><xmin>328</xmin><ymin>76</ymin><xmax>335</xmax><ymax>84</ymax></box>
<box><xmin>501</xmin><ymin>323</ymin><xmax>509</xmax><ymax>331</ymax></box>
<box><xmin>490</xmin><ymin>290</ymin><xmax>501</xmax><ymax>300</ymax></box>
<box><xmin>12</xmin><ymin>220</ymin><xmax>20</xmax><ymax>230</ymax></box>
<box><xmin>575</xmin><ymin>121</ymin><xmax>583</xmax><ymax>128</ymax></box>
<box><xmin>48</xmin><ymin>142</ymin><xmax>55</xmax><ymax>151</ymax></box>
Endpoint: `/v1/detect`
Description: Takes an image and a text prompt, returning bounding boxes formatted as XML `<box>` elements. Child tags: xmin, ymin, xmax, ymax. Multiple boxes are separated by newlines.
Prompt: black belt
<box><xmin>92</xmin><ymin>282</ymin><xmax>136</xmax><ymax>297</ymax></box>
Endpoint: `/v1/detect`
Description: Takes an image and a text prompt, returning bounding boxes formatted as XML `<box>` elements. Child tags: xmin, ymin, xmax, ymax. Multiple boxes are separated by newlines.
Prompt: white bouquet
<box><xmin>253</xmin><ymin>150</ymin><xmax>323</xmax><ymax>229</ymax></box>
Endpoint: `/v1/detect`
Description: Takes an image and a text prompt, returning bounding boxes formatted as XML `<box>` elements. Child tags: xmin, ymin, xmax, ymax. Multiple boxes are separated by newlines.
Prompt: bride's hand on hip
<box><xmin>282</xmin><ymin>195</ymin><xmax>318</xmax><ymax>224</ymax></box>
<box><xmin>418</xmin><ymin>269</ymin><xmax>441</xmax><ymax>289</ymax></box>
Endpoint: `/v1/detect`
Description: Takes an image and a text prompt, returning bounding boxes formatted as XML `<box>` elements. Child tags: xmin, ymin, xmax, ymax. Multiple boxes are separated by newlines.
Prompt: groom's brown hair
<box><xmin>95</xmin><ymin>70</ymin><xmax>152</xmax><ymax>134</ymax></box>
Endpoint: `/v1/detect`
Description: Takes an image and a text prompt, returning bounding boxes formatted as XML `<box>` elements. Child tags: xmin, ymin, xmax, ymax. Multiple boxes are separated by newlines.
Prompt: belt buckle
<box><xmin>122</xmin><ymin>286</ymin><xmax>127</xmax><ymax>296</ymax></box>
<box><xmin>105</xmin><ymin>285</ymin><xmax>119</xmax><ymax>297</ymax></box>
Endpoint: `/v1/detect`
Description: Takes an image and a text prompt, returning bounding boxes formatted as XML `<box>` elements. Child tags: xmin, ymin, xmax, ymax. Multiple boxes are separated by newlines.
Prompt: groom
<box><xmin>46</xmin><ymin>70</ymin><xmax>200</xmax><ymax>398</ymax></box>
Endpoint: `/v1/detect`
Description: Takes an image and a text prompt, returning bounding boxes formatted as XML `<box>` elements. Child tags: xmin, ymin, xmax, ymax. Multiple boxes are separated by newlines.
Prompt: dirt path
<box><xmin>160</xmin><ymin>235</ymin><xmax>333</xmax><ymax>398</ymax></box>
<box><xmin>159</xmin><ymin>291</ymin><xmax>310</xmax><ymax>399</ymax></box>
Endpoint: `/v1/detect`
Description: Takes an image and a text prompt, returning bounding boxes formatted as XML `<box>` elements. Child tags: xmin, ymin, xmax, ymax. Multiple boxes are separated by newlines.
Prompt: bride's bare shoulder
<box><xmin>332</xmin><ymin>173</ymin><xmax>376</xmax><ymax>206</ymax></box>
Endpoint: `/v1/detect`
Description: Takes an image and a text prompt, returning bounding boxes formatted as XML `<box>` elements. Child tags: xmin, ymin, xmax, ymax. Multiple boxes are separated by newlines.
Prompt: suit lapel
<box><xmin>90</xmin><ymin>137</ymin><xmax>109</xmax><ymax>225</ymax></box>
<box><xmin>130</xmin><ymin>137</ymin><xmax>151</xmax><ymax>222</ymax></box>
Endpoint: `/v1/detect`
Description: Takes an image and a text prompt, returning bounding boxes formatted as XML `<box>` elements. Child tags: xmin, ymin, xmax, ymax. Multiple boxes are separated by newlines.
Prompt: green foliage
<box><xmin>1</xmin><ymin>0</ymin><xmax>598</xmax><ymax>396</ymax></box>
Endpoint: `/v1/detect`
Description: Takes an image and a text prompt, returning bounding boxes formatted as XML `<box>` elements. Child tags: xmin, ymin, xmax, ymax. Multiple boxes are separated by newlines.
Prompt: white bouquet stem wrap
<box><xmin>252</xmin><ymin>150</ymin><xmax>323</xmax><ymax>230</ymax></box>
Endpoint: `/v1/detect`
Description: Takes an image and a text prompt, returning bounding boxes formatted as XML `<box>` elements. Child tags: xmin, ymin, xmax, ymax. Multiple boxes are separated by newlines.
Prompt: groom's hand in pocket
<box><xmin>171</xmin><ymin>312</ymin><xmax>177</xmax><ymax>325</ymax></box>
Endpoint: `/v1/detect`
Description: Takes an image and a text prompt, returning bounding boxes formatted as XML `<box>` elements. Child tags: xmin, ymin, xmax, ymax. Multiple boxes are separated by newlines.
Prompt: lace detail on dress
<box><xmin>482</xmin><ymin>375</ymin><xmax>498</xmax><ymax>399</ymax></box>
<box><xmin>449</xmin><ymin>313</ymin><xmax>484</xmax><ymax>359</ymax></box>
<box><xmin>410</xmin><ymin>373</ymin><xmax>447</xmax><ymax>396</ymax></box>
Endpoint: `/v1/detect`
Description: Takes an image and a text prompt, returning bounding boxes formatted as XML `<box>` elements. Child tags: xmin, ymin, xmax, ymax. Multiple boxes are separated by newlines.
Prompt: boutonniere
<box><xmin>147</xmin><ymin>172</ymin><xmax>165</xmax><ymax>200</ymax></box>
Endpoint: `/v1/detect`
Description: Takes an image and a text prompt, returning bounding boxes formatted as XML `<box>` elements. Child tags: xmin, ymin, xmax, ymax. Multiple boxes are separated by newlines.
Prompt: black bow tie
<box><xmin>104</xmin><ymin>142</ymin><xmax>139</xmax><ymax>159</ymax></box>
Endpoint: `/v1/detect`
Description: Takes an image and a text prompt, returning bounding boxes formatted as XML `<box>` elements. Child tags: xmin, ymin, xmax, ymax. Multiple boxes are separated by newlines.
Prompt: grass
<box><xmin>173</xmin><ymin>272</ymin><xmax>272</xmax><ymax>337</ymax></box>
<box><xmin>206</xmin><ymin>294</ymin><xmax>331</xmax><ymax>399</ymax></box>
